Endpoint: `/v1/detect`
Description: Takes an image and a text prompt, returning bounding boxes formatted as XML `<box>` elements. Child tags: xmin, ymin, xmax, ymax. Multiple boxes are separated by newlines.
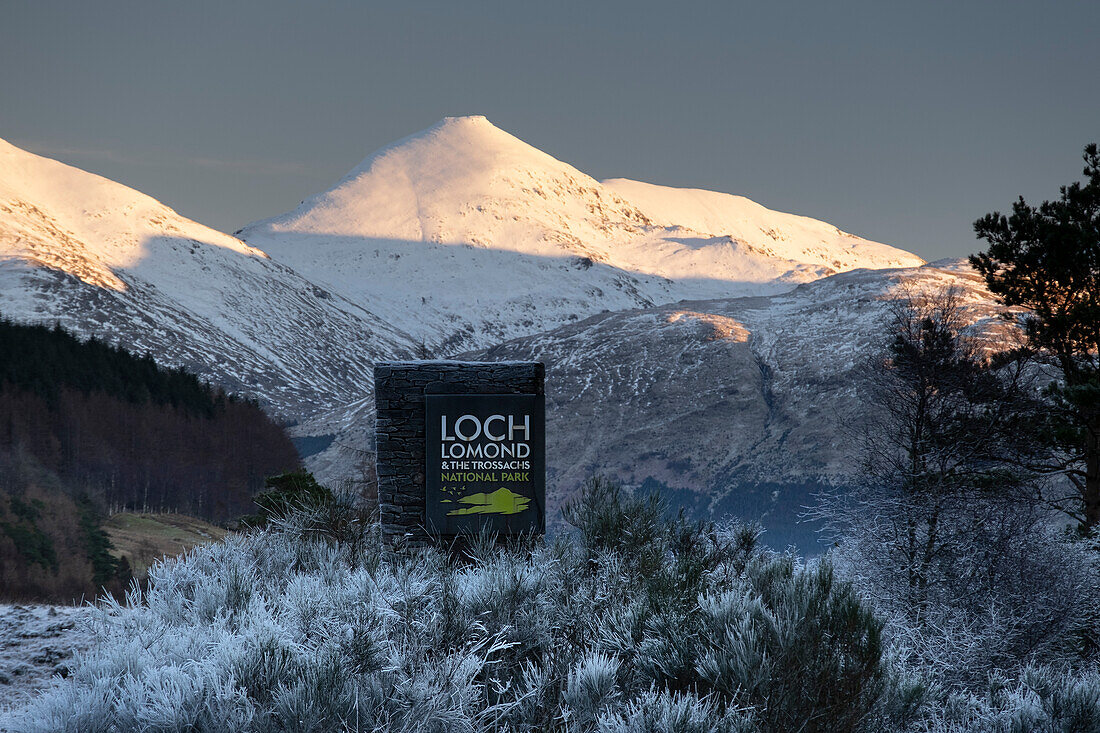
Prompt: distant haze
<box><xmin>2</xmin><ymin>1</ymin><xmax>1098</xmax><ymax>262</ymax></box>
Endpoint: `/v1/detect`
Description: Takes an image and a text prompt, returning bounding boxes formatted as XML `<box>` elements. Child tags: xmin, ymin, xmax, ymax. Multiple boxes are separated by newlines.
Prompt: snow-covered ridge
<box><xmin>0</xmin><ymin>136</ymin><xmax>263</xmax><ymax>271</ymax></box>
<box><xmin>601</xmin><ymin>178</ymin><xmax>920</xmax><ymax>273</ymax></box>
<box><xmin>0</xmin><ymin>135</ymin><xmax>419</xmax><ymax>420</ymax></box>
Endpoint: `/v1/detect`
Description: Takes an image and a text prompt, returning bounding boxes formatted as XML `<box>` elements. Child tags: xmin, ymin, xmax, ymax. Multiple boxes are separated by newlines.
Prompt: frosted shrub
<box><xmin>597</xmin><ymin>689</ymin><xmax>754</xmax><ymax>733</ymax></box>
<box><xmin>10</xmin><ymin>677</ymin><xmax>116</xmax><ymax>733</ymax></box>
<box><xmin>232</xmin><ymin>634</ymin><xmax>300</xmax><ymax>708</ymax></box>
<box><xmin>6</xmin><ymin>480</ymin><xmax>915</xmax><ymax>732</ymax></box>
<box><xmin>829</xmin><ymin>506</ymin><xmax>1100</xmax><ymax>692</ymax></box>
<box><xmin>649</xmin><ymin>559</ymin><xmax>908</xmax><ymax>733</ymax></box>
<box><xmin>270</xmin><ymin>649</ymin><xmax>356</xmax><ymax>733</ymax></box>
<box><xmin>917</xmin><ymin>664</ymin><xmax>1100</xmax><ymax>732</ymax></box>
<box><xmin>564</xmin><ymin>652</ymin><xmax>621</xmax><ymax>729</ymax></box>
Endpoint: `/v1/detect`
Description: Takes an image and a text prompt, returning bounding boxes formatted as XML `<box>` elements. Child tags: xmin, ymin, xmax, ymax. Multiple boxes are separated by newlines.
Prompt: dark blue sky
<box><xmin>2</xmin><ymin>1</ymin><xmax>1097</xmax><ymax>260</ymax></box>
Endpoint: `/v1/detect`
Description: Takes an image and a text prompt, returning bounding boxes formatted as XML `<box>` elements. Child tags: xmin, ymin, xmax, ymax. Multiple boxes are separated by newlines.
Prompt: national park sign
<box><xmin>374</xmin><ymin>361</ymin><xmax>546</xmax><ymax>545</ymax></box>
<box><xmin>425</xmin><ymin>393</ymin><xmax>545</xmax><ymax>536</ymax></box>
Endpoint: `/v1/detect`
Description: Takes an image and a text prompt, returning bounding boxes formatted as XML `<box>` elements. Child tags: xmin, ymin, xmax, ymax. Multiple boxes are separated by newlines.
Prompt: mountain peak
<box><xmin>437</xmin><ymin>114</ymin><xmax>493</xmax><ymax>127</ymax></box>
<box><xmin>245</xmin><ymin>115</ymin><xmax>608</xmax><ymax>244</ymax></box>
<box><xmin>343</xmin><ymin>114</ymin><xmax>562</xmax><ymax>180</ymax></box>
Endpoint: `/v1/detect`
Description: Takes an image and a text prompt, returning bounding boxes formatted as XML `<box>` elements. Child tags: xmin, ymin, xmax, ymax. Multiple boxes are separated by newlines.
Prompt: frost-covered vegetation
<box><xmin>4</xmin><ymin>477</ymin><xmax>1098</xmax><ymax>732</ymax></box>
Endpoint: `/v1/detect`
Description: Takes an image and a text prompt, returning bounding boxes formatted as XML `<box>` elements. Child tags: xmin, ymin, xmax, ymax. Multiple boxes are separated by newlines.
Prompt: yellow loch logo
<box><xmin>444</xmin><ymin>487</ymin><xmax>531</xmax><ymax>516</ymax></box>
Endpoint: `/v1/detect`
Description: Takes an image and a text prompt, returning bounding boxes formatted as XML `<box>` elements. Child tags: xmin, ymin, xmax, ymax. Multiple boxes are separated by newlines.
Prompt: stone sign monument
<box><xmin>374</xmin><ymin>361</ymin><xmax>546</xmax><ymax>545</ymax></box>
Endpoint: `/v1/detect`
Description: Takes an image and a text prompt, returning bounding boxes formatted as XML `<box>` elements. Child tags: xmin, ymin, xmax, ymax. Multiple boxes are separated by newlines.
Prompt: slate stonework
<box><xmin>374</xmin><ymin>361</ymin><xmax>545</xmax><ymax>545</ymax></box>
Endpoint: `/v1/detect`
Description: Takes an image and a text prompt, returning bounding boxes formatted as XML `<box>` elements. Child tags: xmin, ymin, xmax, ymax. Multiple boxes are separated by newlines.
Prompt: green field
<box><xmin>103</xmin><ymin>513</ymin><xmax>227</xmax><ymax>579</ymax></box>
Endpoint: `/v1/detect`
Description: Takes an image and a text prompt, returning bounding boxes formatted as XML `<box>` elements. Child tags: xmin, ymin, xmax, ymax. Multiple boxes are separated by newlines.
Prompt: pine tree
<box><xmin>971</xmin><ymin>144</ymin><xmax>1100</xmax><ymax>533</ymax></box>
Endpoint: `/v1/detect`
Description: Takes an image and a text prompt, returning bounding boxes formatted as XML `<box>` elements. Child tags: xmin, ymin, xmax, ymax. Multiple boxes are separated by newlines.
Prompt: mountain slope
<box><xmin>473</xmin><ymin>260</ymin><xmax>1006</xmax><ymax>543</ymax></box>
<box><xmin>239</xmin><ymin>116</ymin><xmax>923</xmax><ymax>353</ymax></box>
<box><xmin>301</xmin><ymin>260</ymin><xmax>1007</xmax><ymax>546</ymax></box>
<box><xmin>0</xmin><ymin>136</ymin><xmax>419</xmax><ymax>420</ymax></box>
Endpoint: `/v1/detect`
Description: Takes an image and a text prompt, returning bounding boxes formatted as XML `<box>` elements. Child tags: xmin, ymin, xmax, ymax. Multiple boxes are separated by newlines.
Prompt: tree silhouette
<box><xmin>971</xmin><ymin>143</ymin><xmax>1100</xmax><ymax>532</ymax></box>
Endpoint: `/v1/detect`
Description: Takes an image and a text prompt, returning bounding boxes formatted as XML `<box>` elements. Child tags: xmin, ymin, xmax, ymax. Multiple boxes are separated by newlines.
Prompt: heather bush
<box><xmin>914</xmin><ymin>664</ymin><xmax>1100</xmax><ymax>733</ymax></box>
<box><xmin>596</xmin><ymin>689</ymin><xmax>754</xmax><ymax>733</ymax></box>
<box><xmin>2</xmin><ymin>477</ymin><xmax>916</xmax><ymax>732</ymax></box>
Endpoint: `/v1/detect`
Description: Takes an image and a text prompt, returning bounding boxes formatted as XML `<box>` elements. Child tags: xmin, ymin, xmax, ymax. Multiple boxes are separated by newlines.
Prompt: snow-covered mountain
<box><xmin>1</xmin><ymin>121</ymin><xmax>950</xmax><ymax>541</ymax></box>
<box><xmin>0</xmin><ymin>136</ymin><xmax>418</xmax><ymax>421</ymax></box>
<box><xmin>239</xmin><ymin>116</ymin><xmax>922</xmax><ymax>353</ymax></box>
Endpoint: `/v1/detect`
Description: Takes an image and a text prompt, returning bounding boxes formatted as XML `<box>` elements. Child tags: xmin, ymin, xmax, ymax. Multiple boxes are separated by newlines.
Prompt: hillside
<box><xmin>0</xmin><ymin>319</ymin><xmax>298</xmax><ymax>601</ymax></box>
<box><xmin>301</xmin><ymin>260</ymin><xmax>1008</xmax><ymax>547</ymax></box>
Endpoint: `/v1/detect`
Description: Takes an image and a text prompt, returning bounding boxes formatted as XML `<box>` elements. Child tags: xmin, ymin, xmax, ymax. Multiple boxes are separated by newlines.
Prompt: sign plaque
<box><xmin>425</xmin><ymin>393</ymin><xmax>545</xmax><ymax>536</ymax></box>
